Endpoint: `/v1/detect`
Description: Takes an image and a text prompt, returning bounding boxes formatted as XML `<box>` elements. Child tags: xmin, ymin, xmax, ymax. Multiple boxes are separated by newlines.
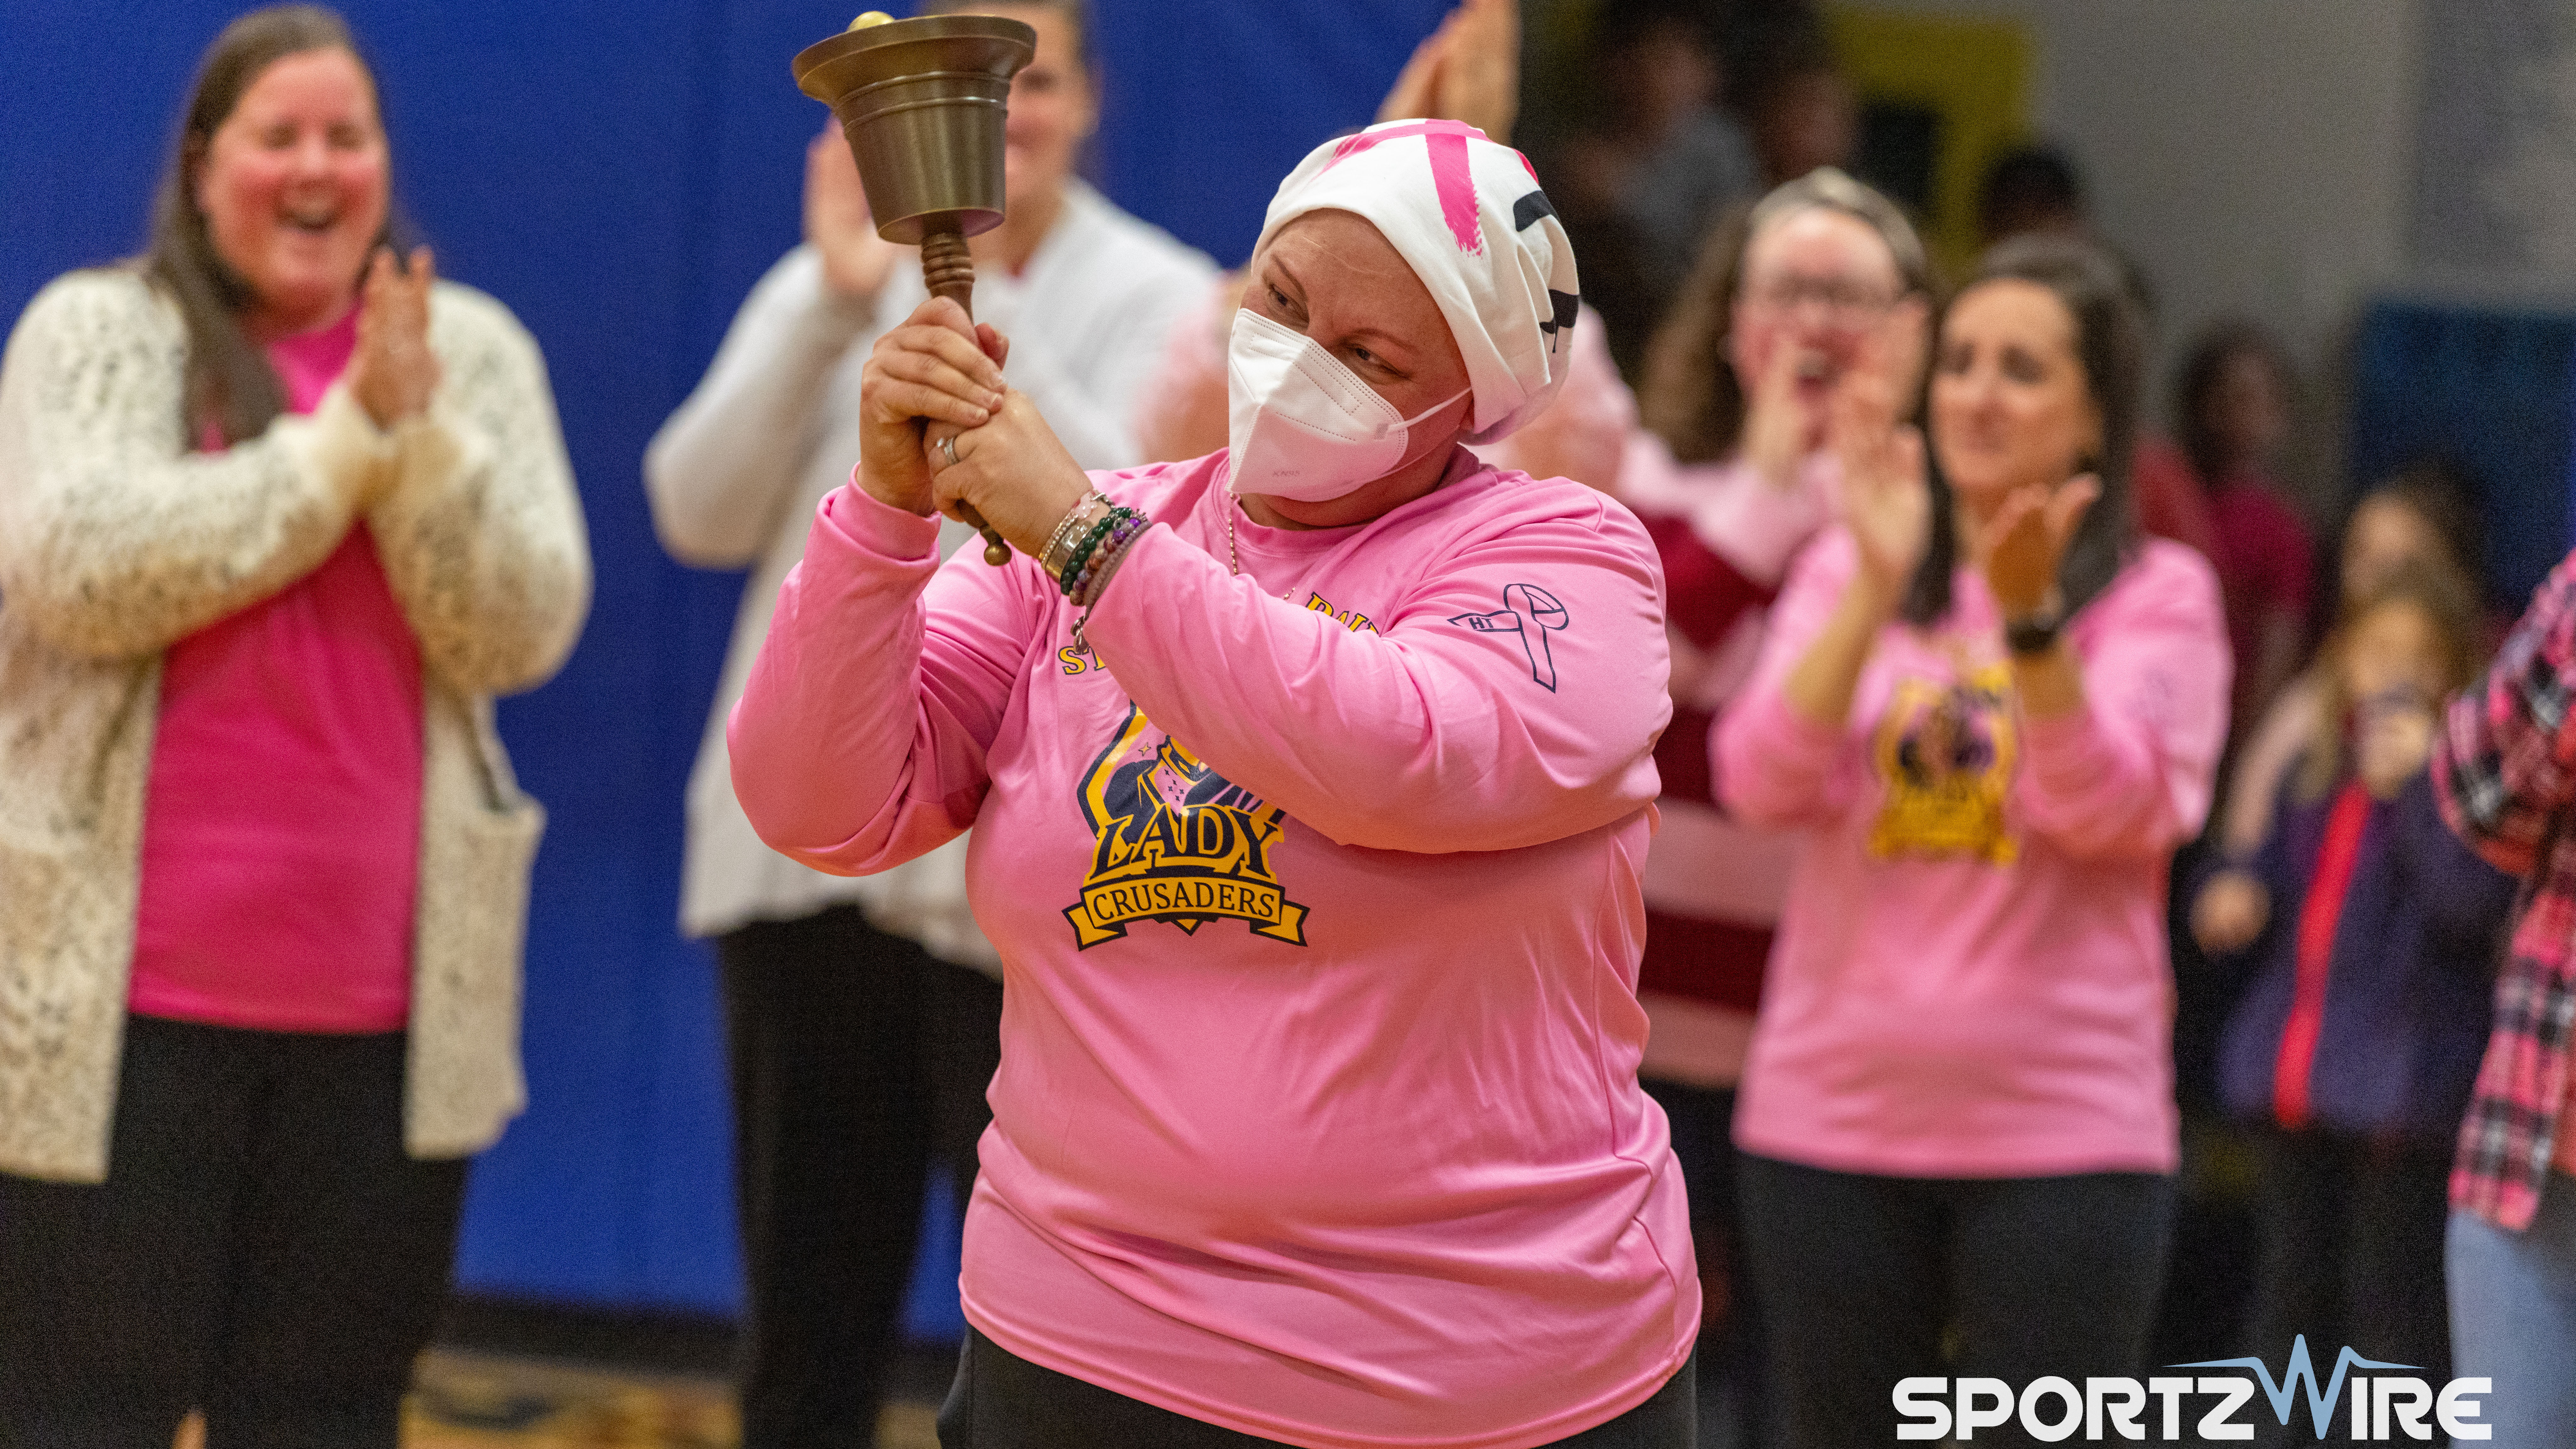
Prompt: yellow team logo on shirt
<box><xmin>1302</xmin><ymin>590</ymin><xmax>1380</xmax><ymax>634</ymax></box>
<box><xmin>1063</xmin><ymin>704</ymin><xmax>1311</xmax><ymax>949</ymax></box>
<box><xmin>1868</xmin><ymin>662</ymin><xmax>2018</xmax><ymax>865</ymax></box>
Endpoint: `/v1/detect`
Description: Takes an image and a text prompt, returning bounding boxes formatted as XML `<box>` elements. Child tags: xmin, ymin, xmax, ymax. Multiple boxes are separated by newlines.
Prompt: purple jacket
<box><xmin>2216</xmin><ymin>766</ymin><xmax>2515</xmax><ymax>1140</ymax></box>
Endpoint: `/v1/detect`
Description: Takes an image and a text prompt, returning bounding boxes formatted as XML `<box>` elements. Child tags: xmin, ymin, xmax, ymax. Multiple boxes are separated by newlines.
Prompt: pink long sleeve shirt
<box><xmin>730</xmin><ymin>448</ymin><xmax>1696</xmax><ymax>1448</ymax></box>
<box><xmin>1718</xmin><ymin>532</ymin><xmax>2229</xmax><ymax>1178</ymax></box>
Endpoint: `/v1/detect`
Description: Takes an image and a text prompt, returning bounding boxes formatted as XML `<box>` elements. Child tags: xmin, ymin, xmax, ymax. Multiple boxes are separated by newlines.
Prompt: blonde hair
<box><xmin>1637</xmin><ymin>168</ymin><xmax>1931</xmax><ymax>464</ymax></box>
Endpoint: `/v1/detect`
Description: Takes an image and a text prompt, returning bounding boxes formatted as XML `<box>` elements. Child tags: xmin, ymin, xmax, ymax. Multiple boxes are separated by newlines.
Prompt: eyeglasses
<box><xmin>1739</xmin><ymin>275</ymin><xmax>1901</xmax><ymax>322</ymax></box>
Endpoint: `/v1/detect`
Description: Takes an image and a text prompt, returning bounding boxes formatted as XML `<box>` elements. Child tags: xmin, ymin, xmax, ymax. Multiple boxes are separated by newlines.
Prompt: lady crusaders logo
<box><xmin>1063</xmin><ymin>705</ymin><xmax>1311</xmax><ymax>949</ymax></box>
<box><xmin>1869</xmin><ymin>661</ymin><xmax>2018</xmax><ymax>865</ymax></box>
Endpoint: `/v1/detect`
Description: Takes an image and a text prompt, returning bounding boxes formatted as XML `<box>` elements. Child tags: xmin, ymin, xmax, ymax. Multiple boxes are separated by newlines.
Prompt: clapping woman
<box><xmin>1717</xmin><ymin>236</ymin><xmax>2230</xmax><ymax>1446</ymax></box>
<box><xmin>0</xmin><ymin>8</ymin><xmax>588</xmax><ymax>1442</ymax></box>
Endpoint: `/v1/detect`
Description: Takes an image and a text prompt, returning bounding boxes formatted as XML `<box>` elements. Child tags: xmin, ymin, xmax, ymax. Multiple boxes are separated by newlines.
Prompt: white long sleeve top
<box><xmin>646</xmin><ymin>179</ymin><xmax>1214</xmax><ymax>957</ymax></box>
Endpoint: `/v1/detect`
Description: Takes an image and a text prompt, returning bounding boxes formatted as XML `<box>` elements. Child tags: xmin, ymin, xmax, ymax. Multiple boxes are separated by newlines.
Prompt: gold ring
<box><xmin>937</xmin><ymin>433</ymin><xmax>961</xmax><ymax>469</ymax></box>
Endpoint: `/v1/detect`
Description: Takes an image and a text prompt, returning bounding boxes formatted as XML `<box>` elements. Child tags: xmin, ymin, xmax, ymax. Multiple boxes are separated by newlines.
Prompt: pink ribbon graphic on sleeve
<box><xmin>1450</xmin><ymin>584</ymin><xmax>1569</xmax><ymax>691</ymax></box>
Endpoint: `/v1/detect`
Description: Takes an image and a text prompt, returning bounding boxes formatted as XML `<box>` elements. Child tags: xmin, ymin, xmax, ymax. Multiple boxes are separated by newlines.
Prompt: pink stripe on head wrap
<box><xmin>1258</xmin><ymin>120</ymin><xmax>1582</xmax><ymax>446</ymax></box>
<box><xmin>1327</xmin><ymin>119</ymin><xmax>1487</xmax><ymax>254</ymax></box>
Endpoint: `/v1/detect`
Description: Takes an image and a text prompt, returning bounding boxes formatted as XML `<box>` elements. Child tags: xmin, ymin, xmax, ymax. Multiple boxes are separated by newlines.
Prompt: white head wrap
<box><xmin>1252</xmin><ymin>119</ymin><xmax>1581</xmax><ymax>446</ymax></box>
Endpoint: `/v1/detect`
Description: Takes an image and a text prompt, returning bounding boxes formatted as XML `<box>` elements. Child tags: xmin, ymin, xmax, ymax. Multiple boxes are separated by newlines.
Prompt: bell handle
<box><xmin>916</xmin><ymin>226</ymin><xmax>1010</xmax><ymax>565</ymax></box>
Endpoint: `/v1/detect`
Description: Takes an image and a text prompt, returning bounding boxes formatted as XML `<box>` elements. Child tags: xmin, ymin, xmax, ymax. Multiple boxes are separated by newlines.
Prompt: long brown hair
<box><xmin>1902</xmin><ymin>234</ymin><xmax>2142</xmax><ymax>627</ymax></box>
<box><xmin>2296</xmin><ymin>558</ymin><xmax>2486</xmax><ymax>802</ymax></box>
<box><xmin>1636</xmin><ymin>167</ymin><xmax>1929</xmax><ymax>464</ymax></box>
<box><xmin>142</xmin><ymin>5</ymin><xmax>393</xmax><ymax>449</ymax></box>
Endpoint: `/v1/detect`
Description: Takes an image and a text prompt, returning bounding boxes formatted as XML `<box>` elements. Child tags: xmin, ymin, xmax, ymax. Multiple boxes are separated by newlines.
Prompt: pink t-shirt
<box><xmin>1718</xmin><ymin>532</ymin><xmax>2231</xmax><ymax>1177</ymax></box>
<box><xmin>730</xmin><ymin>450</ymin><xmax>1696</xmax><ymax>1448</ymax></box>
<box><xmin>127</xmin><ymin>312</ymin><xmax>425</xmax><ymax>1033</ymax></box>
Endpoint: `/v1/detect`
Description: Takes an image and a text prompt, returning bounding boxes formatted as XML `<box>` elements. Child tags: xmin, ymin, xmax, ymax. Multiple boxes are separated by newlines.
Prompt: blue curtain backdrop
<box><xmin>0</xmin><ymin>0</ymin><xmax>1443</xmax><ymax>1322</ymax></box>
<box><xmin>2347</xmin><ymin>299</ymin><xmax>2576</xmax><ymax>612</ymax></box>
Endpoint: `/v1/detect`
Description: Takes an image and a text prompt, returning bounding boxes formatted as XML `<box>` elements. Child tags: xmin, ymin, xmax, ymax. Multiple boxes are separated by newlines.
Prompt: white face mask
<box><xmin>1225</xmin><ymin>308</ymin><xmax>1470</xmax><ymax>502</ymax></box>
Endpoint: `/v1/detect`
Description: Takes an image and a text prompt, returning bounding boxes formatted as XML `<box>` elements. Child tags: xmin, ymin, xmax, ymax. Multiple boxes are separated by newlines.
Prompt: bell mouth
<box><xmin>793</xmin><ymin>13</ymin><xmax>1036</xmax><ymax>244</ymax></box>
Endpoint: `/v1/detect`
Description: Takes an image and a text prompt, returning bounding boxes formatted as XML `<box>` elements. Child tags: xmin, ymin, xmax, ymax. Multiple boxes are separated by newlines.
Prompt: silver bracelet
<box><xmin>1040</xmin><ymin>492</ymin><xmax>1110</xmax><ymax>580</ymax></box>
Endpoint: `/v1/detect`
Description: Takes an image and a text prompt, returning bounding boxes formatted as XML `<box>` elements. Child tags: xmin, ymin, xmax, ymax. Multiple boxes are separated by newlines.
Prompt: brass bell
<box><xmin>795</xmin><ymin>13</ymin><xmax>1037</xmax><ymax>565</ymax></box>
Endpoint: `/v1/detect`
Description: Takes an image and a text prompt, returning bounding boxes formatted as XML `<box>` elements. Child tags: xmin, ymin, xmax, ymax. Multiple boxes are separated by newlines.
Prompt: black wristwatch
<box><xmin>2003</xmin><ymin>604</ymin><xmax>2065</xmax><ymax>656</ymax></box>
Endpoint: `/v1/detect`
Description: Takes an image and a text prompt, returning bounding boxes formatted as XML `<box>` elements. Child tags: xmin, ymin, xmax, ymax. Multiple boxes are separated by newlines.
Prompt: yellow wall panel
<box><xmin>1829</xmin><ymin>7</ymin><xmax>2035</xmax><ymax>280</ymax></box>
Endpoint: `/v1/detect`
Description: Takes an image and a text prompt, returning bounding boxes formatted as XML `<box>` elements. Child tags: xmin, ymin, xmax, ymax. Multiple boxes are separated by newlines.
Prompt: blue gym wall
<box><xmin>2346</xmin><ymin>299</ymin><xmax>2576</xmax><ymax>613</ymax></box>
<box><xmin>0</xmin><ymin>0</ymin><xmax>1444</xmax><ymax>1321</ymax></box>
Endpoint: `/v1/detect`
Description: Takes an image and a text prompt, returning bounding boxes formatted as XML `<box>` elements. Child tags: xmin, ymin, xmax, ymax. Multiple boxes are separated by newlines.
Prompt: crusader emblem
<box><xmin>1063</xmin><ymin>705</ymin><xmax>1311</xmax><ymax>950</ymax></box>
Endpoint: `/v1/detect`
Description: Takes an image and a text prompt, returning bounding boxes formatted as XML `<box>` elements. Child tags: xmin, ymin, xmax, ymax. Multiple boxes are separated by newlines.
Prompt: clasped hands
<box><xmin>348</xmin><ymin>245</ymin><xmax>440</xmax><ymax>433</ymax></box>
<box><xmin>315</xmin><ymin>244</ymin><xmax>440</xmax><ymax>515</ymax></box>
<box><xmin>856</xmin><ymin>297</ymin><xmax>1093</xmax><ymax>555</ymax></box>
<box><xmin>1830</xmin><ymin>303</ymin><xmax>2100</xmax><ymax>626</ymax></box>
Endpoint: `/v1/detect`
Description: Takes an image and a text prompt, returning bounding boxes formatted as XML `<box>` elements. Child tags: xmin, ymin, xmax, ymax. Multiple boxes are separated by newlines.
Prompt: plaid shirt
<box><xmin>2434</xmin><ymin>552</ymin><xmax>2576</xmax><ymax>1230</ymax></box>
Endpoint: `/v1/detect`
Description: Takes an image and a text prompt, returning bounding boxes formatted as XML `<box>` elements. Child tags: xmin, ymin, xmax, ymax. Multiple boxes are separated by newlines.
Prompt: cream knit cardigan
<box><xmin>0</xmin><ymin>269</ymin><xmax>591</xmax><ymax>1183</ymax></box>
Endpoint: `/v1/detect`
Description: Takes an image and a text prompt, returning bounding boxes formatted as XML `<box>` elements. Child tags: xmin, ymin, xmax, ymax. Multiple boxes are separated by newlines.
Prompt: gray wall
<box><xmin>1872</xmin><ymin>0</ymin><xmax>2425</xmax><ymax>410</ymax></box>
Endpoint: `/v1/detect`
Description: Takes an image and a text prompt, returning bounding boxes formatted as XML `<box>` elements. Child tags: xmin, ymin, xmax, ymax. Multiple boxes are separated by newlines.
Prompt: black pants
<box><xmin>2242</xmin><ymin>1127</ymin><xmax>2451</xmax><ymax>1445</ymax></box>
<box><xmin>717</xmin><ymin>904</ymin><xmax>1005</xmax><ymax>1449</ymax></box>
<box><xmin>0</xmin><ymin>1016</ymin><xmax>465</xmax><ymax>1449</ymax></box>
<box><xmin>937</xmin><ymin>1327</ymin><xmax>1696</xmax><ymax>1448</ymax></box>
<box><xmin>1640</xmin><ymin>1078</ymin><xmax>1766</xmax><ymax>1448</ymax></box>
<box><xmin>1736</xmin><ymin>1152</ymin><xmax>2173</xmax><ymax>1449</ymax></box>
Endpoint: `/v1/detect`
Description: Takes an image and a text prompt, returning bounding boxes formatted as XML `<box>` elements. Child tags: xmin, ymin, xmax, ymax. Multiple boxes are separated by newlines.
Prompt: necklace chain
<box><xmin>1226</xmin><ymin>502</ymin><xmax>1296</xmax><ymax>603</ymax></box>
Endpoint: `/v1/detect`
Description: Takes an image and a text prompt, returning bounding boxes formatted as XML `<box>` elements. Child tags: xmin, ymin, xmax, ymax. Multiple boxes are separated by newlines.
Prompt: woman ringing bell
<box><xmin>730</xmin><ymin>122</ymin><xmax>1698</xmax><ymax>1447</ymax></box>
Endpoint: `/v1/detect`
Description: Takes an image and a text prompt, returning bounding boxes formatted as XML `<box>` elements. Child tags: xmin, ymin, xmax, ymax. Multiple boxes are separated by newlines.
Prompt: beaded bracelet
<box><xmin>1039</xmin><ymin>492</ymin><xmax>1109</xmax><ymax>580</ymax></box>
<box><xmin>1056</xmin><ymin>508</ymin><xmax>1129</xmax><ymax>599</ymax></box>
<box><xmin>1072</xmin><ymin>511</ymin><xmax>1150</xmax><ymax>608</ymax></box>
<box><xmin>1068</xmin><ymin>513</ymin><xmax>1151</xmax><ymax>651</ymax></box>
<box><xmin>1062</xmin><ymin>509</ymin><xmax>1141</xmax><ymax>602</ymax></box>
